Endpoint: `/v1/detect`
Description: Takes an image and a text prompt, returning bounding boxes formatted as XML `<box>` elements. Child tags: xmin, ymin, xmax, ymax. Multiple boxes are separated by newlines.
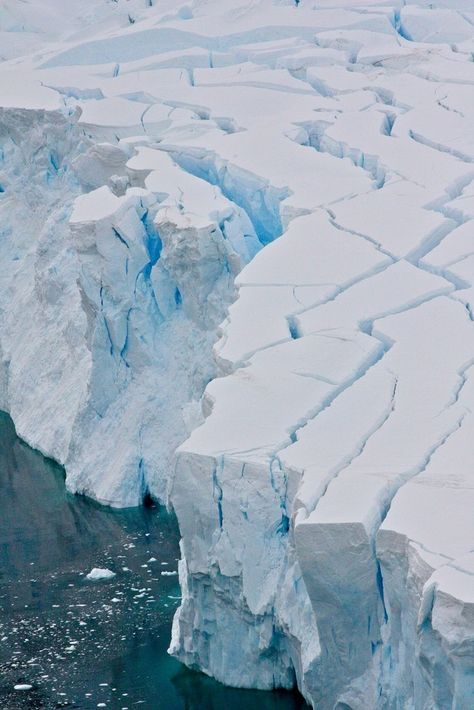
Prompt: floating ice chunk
<box><xmin>85</xmin><ymin>568</ymin><xmax>116</xmax><ymax>581</ymax></box>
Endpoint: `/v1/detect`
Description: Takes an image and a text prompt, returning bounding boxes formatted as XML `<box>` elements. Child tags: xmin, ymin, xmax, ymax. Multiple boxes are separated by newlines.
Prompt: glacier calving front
<box><xmin>0</xmin><ymin>0</ymin><xmax>473</xmax><ymax>708</ymax></box>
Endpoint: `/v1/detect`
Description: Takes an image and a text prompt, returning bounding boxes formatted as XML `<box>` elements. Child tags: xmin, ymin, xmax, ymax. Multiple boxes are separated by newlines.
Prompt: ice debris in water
<box><xmin>86</xmin><ymin>568</ymin><xmax>116</xmax><ymax>581</ymax></box>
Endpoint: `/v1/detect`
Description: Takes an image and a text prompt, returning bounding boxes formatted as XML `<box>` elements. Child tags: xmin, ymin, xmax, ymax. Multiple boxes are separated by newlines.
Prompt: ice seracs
<box><xmin>0</xmin><ymin>0</ymin><xmax>473</xmax><ymax>708</ymax></box>
<box><xmin>68</xmin><ymin>147</ymin><xmax>260</xmax><ymax>506</ymax></box>
<box><xmin>0</xmin><ymin>105</ymin><xmax>260</xmax><ymax>506</ymax></box>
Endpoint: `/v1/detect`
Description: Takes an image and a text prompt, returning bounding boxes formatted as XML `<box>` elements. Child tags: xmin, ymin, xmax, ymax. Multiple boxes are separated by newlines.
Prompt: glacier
<box><xmin>0</xmin><ymin>0</ymin><xmax>473</xmax><ymax>708</ymax></box>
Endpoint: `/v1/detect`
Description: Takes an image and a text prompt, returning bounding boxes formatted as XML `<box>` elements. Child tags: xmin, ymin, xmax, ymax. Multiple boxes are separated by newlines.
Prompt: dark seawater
<box><xmin>0</xmin><ymin>413</ymin><xmax>308</xmax><ymax>710</ymax></box>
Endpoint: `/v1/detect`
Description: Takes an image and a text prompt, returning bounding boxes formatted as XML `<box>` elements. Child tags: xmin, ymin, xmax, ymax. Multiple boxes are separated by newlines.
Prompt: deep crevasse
<box><xmin>0</xmin><ymin>0</ymin><xmax>474</xmax><ymax>708</ymax></box>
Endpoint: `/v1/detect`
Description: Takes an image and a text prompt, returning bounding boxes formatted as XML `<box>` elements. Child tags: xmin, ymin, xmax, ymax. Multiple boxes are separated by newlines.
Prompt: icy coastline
<box><xmin>0</xmin><ymin>1</ymin><xmax>473</xmax><ymax>707</ymax></box>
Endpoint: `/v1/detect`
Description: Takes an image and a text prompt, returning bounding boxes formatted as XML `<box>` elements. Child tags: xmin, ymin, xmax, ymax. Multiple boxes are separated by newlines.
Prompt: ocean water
<box><xmin>0</xmin><ymin>413</ymin><xmax>308</xmax><ymax>710</ymax></box>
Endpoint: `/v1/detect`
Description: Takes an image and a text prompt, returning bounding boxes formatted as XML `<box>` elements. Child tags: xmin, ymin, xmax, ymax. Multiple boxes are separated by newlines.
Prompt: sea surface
<box><xmin>0</xmin><ymin>412</ymin><xmax>308</xmax><ymax>709</ymax></box>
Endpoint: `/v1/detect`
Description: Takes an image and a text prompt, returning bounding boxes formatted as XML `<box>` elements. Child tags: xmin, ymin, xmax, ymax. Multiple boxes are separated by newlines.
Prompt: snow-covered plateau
<box><xmin>0</xmin><ymin>0</ymin><xmax>473</xmax><ymax>707</ymax></box>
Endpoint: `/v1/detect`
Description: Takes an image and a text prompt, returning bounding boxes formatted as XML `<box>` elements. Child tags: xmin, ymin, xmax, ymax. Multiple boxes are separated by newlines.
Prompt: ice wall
<box><xmin>0</xmin><ymin>104</ymin><xmax>260</xmax><ymax>506</ymax></box>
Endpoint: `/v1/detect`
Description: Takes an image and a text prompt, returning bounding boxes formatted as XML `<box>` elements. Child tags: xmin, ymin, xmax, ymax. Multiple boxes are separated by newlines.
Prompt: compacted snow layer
<box><xmin>1</xmin><ymin>0</ymin><xmax>474</xmax><ymax>708</ymax></box>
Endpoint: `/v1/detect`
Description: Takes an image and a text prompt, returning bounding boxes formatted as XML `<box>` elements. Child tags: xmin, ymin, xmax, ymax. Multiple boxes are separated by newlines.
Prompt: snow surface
<box><xmin>0</xmin><ymin>0</ymin><xmax>473</xmax><ymax>708</ymax></box>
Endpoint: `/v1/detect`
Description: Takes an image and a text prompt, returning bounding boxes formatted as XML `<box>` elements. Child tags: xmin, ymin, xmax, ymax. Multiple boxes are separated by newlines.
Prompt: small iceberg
<box><xmin>85</xmin><ymin>567</ymin><xmax>116</xmax><ymax>581</ymax></box>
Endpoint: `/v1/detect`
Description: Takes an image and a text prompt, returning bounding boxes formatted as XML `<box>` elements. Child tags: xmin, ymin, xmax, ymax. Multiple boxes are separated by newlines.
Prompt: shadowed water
<box><xmin>0</xmin><ymin>413</ymin><xmax>308</xmax><ymax>709</ymax></box>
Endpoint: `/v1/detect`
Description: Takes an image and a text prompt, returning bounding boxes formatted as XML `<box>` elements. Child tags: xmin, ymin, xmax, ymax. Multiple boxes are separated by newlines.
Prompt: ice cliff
<box><xmin>0</xmin><ymin>0</ymin><xmax>473</xmax><ymax>707</ymax></box>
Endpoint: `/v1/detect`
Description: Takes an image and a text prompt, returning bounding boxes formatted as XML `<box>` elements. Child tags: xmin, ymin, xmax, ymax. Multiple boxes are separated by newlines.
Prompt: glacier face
<box><xmin>1</xmin><ymin>0</ymin><xmax>474</xmax><ymax>708</ymax></box>
<box><xmin>0</xmin><ymin>108</ymin><xmax>260</xmax><ymax>506</ymax></box>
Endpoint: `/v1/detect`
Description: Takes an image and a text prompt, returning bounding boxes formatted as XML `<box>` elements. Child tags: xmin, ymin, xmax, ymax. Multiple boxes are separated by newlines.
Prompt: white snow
<box><xmin>0</xmin><ymin>0</ymin><xmax>473</xmax><ymax>708</ymax></box>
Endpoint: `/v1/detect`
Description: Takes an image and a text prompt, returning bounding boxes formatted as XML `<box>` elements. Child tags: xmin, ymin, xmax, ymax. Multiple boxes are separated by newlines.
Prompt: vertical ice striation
<box><xmin>0</xmin><ymin>106</ymin><xmax>260</xmax><ymax>506</ymax></box>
